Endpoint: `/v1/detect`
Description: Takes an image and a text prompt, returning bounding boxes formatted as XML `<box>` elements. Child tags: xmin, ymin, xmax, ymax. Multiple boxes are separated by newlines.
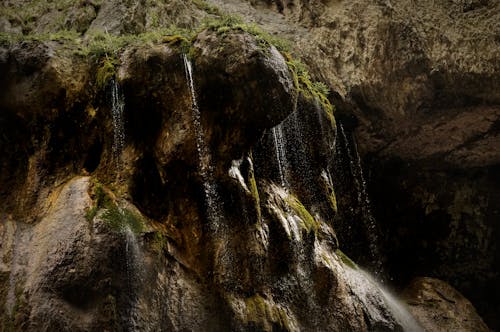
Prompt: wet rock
<box><xmin>192</xmin><ymin>29</ymin><xmax>296</xmax><ymax>165</ymax></box>
<box><xmin>402</xmin><ymin>277</ymin><xmax>490</xmax><ymax>332</ymax></box>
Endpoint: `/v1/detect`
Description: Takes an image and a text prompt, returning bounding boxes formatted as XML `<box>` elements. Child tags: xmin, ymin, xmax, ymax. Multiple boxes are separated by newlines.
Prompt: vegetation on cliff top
<box><xmin>0</xmin><ymin>0</ymin><xmax>334</xmax><ymax>114</ymax></box>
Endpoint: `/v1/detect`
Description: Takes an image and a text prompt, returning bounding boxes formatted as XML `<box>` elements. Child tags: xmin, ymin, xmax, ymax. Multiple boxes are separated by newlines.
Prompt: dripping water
<box><xmin>272</xmin><ymin>124</ymin><xmax>289</xmax><ymax>188</ymax></box>
<box><xmin>111</xmin><ymin>79</ymin><xmax>125</xmax><ymax>157</ymax></box>
<box><xmin>124</xmin><ymin>226</ymin><xmax>142</xmax><ymax>331</ymax></box>
<box><xmin>182</xmin><ymin>54</ymin><xmax>222</xmax><ymax>230</ymax></box>
<box><xmin>338</xmin><ymin>123</ymin><xmax>383</xmax><ymax>277</ymax></box>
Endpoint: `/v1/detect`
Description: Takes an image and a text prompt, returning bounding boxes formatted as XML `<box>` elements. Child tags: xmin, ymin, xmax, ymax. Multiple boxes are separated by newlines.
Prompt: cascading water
<box><xmin>111</xmin><ymin>79</ymin><xmax>125</xmax><ymax>157</ymax></box>
<box><xmin>338</xmin><ymin>123</ymin><xmax>384</xmax><ymax>277</ymax></box>
<box><xmin>182</xmin><ymin>54</ymin><xmax>222</xmax><ymax>230</ymax></box>
<box><xmin>271</xmin><ymin>124</ymin><xmax>289</xmax><ymax>188</ymax></box>
<box><xmin>123</xmin><ymin>227</ymin><xmax>142</xmax><ymax>331</ymax></box>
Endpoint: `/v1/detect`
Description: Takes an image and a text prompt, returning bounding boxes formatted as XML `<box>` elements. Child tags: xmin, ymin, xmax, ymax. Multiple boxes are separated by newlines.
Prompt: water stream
<box><xmin>338</xmin><ymin>123</ymin><xmax>384</xmax><ymax>277</ymax></box>
<box><xmin>183</xmin><ymin>54</ymin><xmax>223</xmax><ymax>230</ymax></box>
<box><xmin>111</xmin><ymin>79</ymin><xmax>125</xmax><ymax>157</ymax></box>
<box><xmin>272</xmin><ymin>124</ymin><xmax>289</xmax><ymax>188</ymax></box>
<box><xmin>124</xmin><ymin>227</ymin><xmax>141</xmax><ymax>331</ymax></box>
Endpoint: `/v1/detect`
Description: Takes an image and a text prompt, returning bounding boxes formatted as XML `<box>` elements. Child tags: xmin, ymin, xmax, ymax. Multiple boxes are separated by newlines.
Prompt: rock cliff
<box><xmin>0</xmin><ymin>0</ymin><xmax>498</xmax><ymax>331</ymax></box>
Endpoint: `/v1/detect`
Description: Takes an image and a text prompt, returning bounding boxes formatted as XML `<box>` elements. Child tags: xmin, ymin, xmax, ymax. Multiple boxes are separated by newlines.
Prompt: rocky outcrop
<box><xmin>402</xmin><ymin>277</ymin><xmax>490</xmax><ymax>332</ymax></box>
<box><xmin>203</xmin><ymin>0</ymin><xmax>500</xmax><ymax>329</ymax></box>
<box><xmin>0</xmin><ymin>20</ymin><xmax>421</xmax><ymax>331</ymax></box>
<box><xmin>1</xmin><ymin>0</ymin><xmax>498</xmax><ymax>330</ymax></box>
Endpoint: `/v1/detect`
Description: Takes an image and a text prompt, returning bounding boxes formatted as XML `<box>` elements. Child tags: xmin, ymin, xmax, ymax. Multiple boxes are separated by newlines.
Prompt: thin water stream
<box><xmin>183</xmin><ymin>54</ymin><xmax>223</xmax><ymax>230</ymax></box>
<box><xmin>111</xmin><ymin>79</ymin><xmax>125</xmax><ymax>157</ymax></box>
<box><xmin>124</xmin><ymin>227</ymin><xmax>141</xmax><ymax>331</ymax></box>
<box><xmin>338</xmin><ymin>123</ymin><xmax>383</xmax><ymax>277</ymax></box>
<box><xmin>272</xmin><ymin>124</ymin><xmax>288</xmax><ymax>188</ymax></box>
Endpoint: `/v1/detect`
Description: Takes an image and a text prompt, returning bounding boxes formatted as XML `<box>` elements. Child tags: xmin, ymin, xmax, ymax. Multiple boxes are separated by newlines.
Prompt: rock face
<box><xmin>402</xmin><ymin>277</ymin><xmax>490</xmax><ymax>332</ymax></box>
<box><xmin>0</xmin><ymin>23</ymin><xmax>414</xmax><ymax>332</ymax></box>
<box><xmin>1</xmin><ymin>0</ymin><xmax>497</xmax><ymax>330</ymax></box>
<box><xmin>205</xmin><ymin>0</ymin><xmax>499</xmax><ymax>328</ymax></box>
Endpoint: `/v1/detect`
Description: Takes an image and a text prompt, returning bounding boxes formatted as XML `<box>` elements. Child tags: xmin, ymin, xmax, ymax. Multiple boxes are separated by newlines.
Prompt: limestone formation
<box><xmin>1</xmin><ymin>0</ymin><xmax>498</xmax><ymax>331</ymax></box>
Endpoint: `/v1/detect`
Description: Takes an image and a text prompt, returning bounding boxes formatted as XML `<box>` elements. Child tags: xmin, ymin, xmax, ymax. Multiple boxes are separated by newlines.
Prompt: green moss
<box><xmin>86</xmin><ymin>180</ymin><xmax>113</xmax><ymax>222</ymax></box>
<box><xmin>286</xmin><ymin>57</ymin><xmax>334</xmax><ymax>115</ymax></box>
<box><xmin>101</xmin><ymin>206</ymin><xmax>145</xmax><ymax>234</ymax></box>
<box><xmin>329</xmin><ymin>189</ymin><xmax>338</xmax><ymax>214</ymax></box>
<box><xmin>96</xmin><ymin>56</ymin><xmax>118</xmax><ymax>89</ymax></box>
<box><xmin>335</xmin><ymin>249</ymin><xmax>358</xmax><ymax>270</ymax></box>
<box><xmin>0</xmin><ymin>0</ymin><xmax>75</xmax><ymax>33</ymax></box>
<box><xmin>192</xmin><ymin>0</ymin><xmax>222</xmax><ymax>15</ymax></box>
<box><xmin>201</xmin><ymin>15</ymin><xmax>290</xmax><ymax>52</ymax></box>
<box><xmin>285</xmin><ymin>194</ymin><xmax>319</xmax><ymax>234</ymax></box>
<box><xmin>244</xmin><ymin>295</ymin><xmax>293</xmax><ymax>331</ymax></box>
<box><xmin>248</xmin><ymin>154</ymin><xmax>261</xmax><ymax>220</ymax></box>
<box><xmin>85</xmin><ymin>180</ymin><xmax>144</xmax><ymax>234</ymax></box>
<box><xmin>150</xmin><ymin>231</ymin><xmax>167</xmax><ymax>254</ymax></box>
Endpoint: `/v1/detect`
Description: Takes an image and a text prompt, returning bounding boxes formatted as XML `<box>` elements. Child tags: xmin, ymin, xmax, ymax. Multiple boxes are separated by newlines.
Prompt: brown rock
<box><xmin>402</xmin><ymin>277</ymin><xmax>490</xmax><ymax>332</ymax></box>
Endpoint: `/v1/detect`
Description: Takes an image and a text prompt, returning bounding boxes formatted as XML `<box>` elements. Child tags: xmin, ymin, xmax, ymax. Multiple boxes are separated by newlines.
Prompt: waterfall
<box><xmin>272</xmin><ymin>124</ymin><xmax>289</xmax><ymax>188</ymax></box>
<box><xmin>338</xmin><ymin>123</ymin><xmax>384</xmax><ymax>277</ymax></box>
<box><xmin>182</xmin><ymin>54</ymin><xmax>222</xmax><ymax>229</ymax></box>
<box><xmin>111</xmin><ymin>79</ymin><xmax>125</xmax><ymax>157</ymax></box>
<box><xmin>124</xmin><ymin>227</ymin><xmax>142</xmax><ymax>331</ymax></box>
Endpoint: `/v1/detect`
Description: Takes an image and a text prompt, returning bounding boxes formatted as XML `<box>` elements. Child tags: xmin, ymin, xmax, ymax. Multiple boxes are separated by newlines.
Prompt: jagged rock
<box><xmin>402</xmin><ymin>277</ymin><xmax>490</xmax><ymax>332</ymax></box>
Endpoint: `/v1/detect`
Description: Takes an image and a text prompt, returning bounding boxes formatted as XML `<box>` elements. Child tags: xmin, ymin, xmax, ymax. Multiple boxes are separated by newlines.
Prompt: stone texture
<box><xmin>402</xmin><ymin>277</ymin><xmax>490</xmax><ymax>332</ymax></box>
<box><xmin>1</xmin><ymin>0</ymin><xmax>497</xmax><ymax>330</ymax></box>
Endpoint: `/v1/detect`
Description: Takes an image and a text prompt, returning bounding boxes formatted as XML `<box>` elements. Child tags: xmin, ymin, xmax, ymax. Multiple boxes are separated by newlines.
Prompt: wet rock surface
<box><xmin>1</xmin><ymin>0</ymin><xmax>498</xmax><ymax>330</ymax></box>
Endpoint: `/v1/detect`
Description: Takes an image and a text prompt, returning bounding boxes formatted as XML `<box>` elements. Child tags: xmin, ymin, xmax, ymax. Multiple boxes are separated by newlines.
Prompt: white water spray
<box><xmin>111</xmin><ymin>79</ymin><xmax>125</xmax><ymax>157</ymax></box>
<box><xmin>342</xmin><ymin>264</ymin><xmax>423</xmax><ymax>332</ymax></box>
<box><xmin>182</xmin><ymin>54</ymin><xmax>222</xmax><ymax>229</ymax></box>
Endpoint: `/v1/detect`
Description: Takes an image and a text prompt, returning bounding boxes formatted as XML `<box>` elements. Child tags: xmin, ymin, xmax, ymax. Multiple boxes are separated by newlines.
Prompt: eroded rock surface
<box><xmin>402</xmin><ymin>277</ymin><xmax>490</xmax><ymax>332</ymax></box>
<box><xmin>1</xmin><ymin>0</ymin><xmax>497</xmax><ymax>330</ymax></box>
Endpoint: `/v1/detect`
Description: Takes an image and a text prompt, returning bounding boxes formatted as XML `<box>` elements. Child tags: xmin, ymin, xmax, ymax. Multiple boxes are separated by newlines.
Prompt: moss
<box><xmin>286</xmin><ymin>58</ymin><xmax>334</xmax><ymax>115</ymax></box>
<box><xmin>85</xmin><ymin>179</ymin><xmax>144</xmax><ymax>234</ymax></box>
<box><xmin>0</xmin><ymin>0</ymin><xmax>75</xmax><ymax>33</ymax></box>
<box><xmin>285</xmin><ymin>194</ymin><xmax>319</xmax><ymax>234</ymax></box>
<box><xmin>101</xmin><ymin>206</ymin><xmax>145</xmax><ymax>234</ymax></box>
<box><xmin>96</xmin><ymin>56</ymin><xmax>118</xmax><ymax>90</ymax></box>
<box><xmin>335</xmin><ymin>249</ymin><xmax>358</xmax><ymax>270</ymax></box>
<box><xmin>162</xmin><ymin>34</ymin><xmax>192</xmax><ymax>53</ymax></box>
<box><xmin>192</xmin><ymin>0</ymin><xmax>222</xmax><ymax>15</ymax></box>
<box><xmin>329</xmin><ymin>189</ymin><xmax>338</xmax><ymax>214</ymax></box>
<box><xmin>248</xmin><ymin>154</ymin><xmax>261</xmax><ymax>220</ymax></box>
<box><xmin>86</xmin><ymin>180</ymin><xmax>113</xmax><ymax>222</ymax></box>
<box><xmin>150</xmin><ymin>231</ymin><xmax>167</xmax><ymax>254</ymax></box>
<box><xmin>244</xmin><ymin>295</ymin><xmax>293</xmax><ymax>331</ymax></box>
<box><xmin>201</xmin><ymin>15</ymin><xmax>290</xmax><ymax>52</ymax></box>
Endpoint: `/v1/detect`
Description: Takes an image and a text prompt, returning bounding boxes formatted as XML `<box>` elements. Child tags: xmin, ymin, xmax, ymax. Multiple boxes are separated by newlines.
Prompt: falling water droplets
<box><xmin>111</xmin><ymin>79</ymin><xmax>125</xmax><ymax>158</ymax></box>
<box><xmin>338</xmin><ymin>123</ymin><xmax>384</xmax><ymax>277</ymax></box>
<box><xmin>123</xmin><ymin>226</ymin><xmax>142</xmax><ymax>331</ymax></box>
<box><xmin>272</xmin><ymin>124</ymin><xmax>289</xmax><ymax>188</ymax></box>
<box><xmin>183</xmin><ymin>54</ymin><xmax>223</xmax><ymax>230</ymax></box>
